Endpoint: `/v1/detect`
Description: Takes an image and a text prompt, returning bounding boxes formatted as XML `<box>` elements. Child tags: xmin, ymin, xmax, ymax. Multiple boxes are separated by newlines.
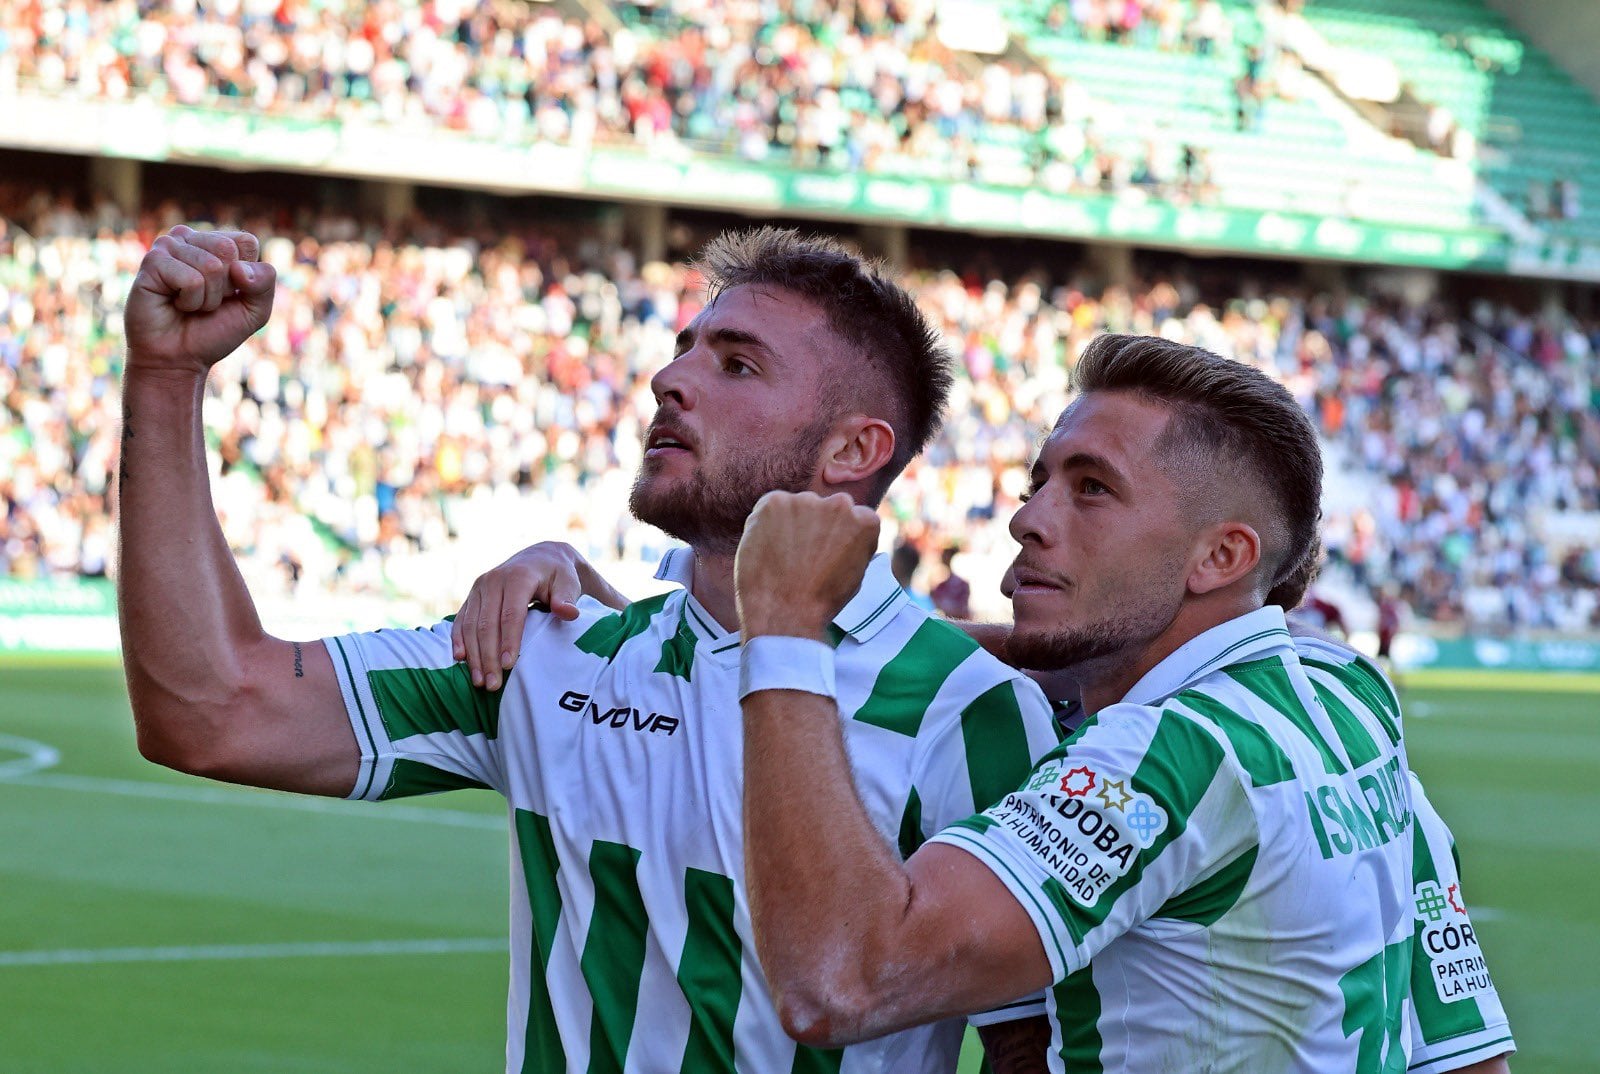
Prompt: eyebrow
<box><xmin>674</xmin><ymin>325</ymin><xmax>779</xmax><ymax>359</ymax></box>
<box><xmin>1030</xmin><ymin>448</ymin><xmax>1132</xmax><ymax>492</ymax></box>
<box><xmin>1061</xmin><ymin>451</ymin><xmax>1129</xmax><ymax>487</ymax></box>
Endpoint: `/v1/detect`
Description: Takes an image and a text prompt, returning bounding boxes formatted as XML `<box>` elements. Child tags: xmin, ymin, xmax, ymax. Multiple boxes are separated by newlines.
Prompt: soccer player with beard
<box><xmin>720</xmin><ymin>334</ymin><xmax>1512</xmax><ymax>1073</ymax></box>
<box><xmin>460</xmin><ymin>477</ymin><xmax>1514</xmax><ymax>1074</ymax></box>
<box><xmin>116</xmin><ymin>225</ymin><xmax>1061</xmax><ymax>1073</ymax></box>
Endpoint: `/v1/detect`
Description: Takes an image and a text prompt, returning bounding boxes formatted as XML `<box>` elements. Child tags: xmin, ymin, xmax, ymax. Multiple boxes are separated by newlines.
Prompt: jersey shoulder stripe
<box><xmin>852</xmin><ymin>616</ymin><xmax>981</xmax><ymax>737</ymax></box>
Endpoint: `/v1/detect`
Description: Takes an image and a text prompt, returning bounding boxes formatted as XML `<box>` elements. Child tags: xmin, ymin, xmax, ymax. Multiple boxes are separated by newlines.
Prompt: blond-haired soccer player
<box><xmin>116</xmin><ymin>225</ymin><xmax>1060</xmax><ymax>1072</ymax></box>
<box><xmin>728</xmin><ymin>335</ymin><xmax>1513</xmax><ymax>1073</ymax></box>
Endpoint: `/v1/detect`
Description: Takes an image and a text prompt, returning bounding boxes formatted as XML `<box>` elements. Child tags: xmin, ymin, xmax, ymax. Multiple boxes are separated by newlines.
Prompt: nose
<box><xmin>650</xmin><ymin>350</ymin><xmax>699</xmax><ymax>411</ymax></box>
<box><xmin>1009</xmin><ymin>488</ymin><xmax>1052</xmax><ymax>548</ymax></box>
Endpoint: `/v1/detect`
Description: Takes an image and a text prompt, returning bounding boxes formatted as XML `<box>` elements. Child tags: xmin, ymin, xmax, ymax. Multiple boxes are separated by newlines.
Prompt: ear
<box><xmin>819</xmin><ymin>415</ymin><xmax>897</xmax><ymax>490</ymax></box>
<box><xmin>1187</xmin><ymin>521</ymin><xmax>1262</xmax><ymax>596</ymax></box>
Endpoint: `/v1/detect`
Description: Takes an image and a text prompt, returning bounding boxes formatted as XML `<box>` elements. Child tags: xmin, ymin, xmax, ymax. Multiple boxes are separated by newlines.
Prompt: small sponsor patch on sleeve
<box><xmin>992</xmin><ymin>763</ymin><xmax>1168</xmax><ymax>907</ymax></box>
<box><xmin>1413</xmin><ymin>881</ymin><xmax>1492</xmax><ymax>1003</ymax></box>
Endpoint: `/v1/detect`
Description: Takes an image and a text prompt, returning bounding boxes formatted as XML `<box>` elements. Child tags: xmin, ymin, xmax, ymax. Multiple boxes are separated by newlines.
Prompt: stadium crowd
<box><xmin>3</xmin><ymin>179</ymin><xmax>1597</xmax><ymax>631</ymax></box>
<box><xmin>1</xmin><ymin>0</ymin><xmax>1217</xmax><ymax>196</ymax></box>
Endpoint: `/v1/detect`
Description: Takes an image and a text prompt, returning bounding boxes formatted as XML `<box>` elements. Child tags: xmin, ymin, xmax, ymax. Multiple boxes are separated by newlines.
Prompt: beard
<box><xmin>629</xmin><ymin>419</ymin><xmax>831</xmax><ymax>556</ymax></box>
<box><xmin>1005</xmin><ymin>586</ymin><xmax>1184</xmax><ymax>673</ymax></box>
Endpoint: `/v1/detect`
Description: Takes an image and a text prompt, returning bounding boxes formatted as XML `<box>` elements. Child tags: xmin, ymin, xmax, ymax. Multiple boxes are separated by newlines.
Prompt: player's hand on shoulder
<box><xmin>451</xmin><ymin>541</ymin><xmax>626</xmax><ymax>690</ymax></box>
<box><xmin>125</xmin><ymin>225</ymin><xmax>276</xmax><ymax>375</ymax></box>
<box><xmin>736</xmin><ymin>491</ymin><xmax>879</xmax><ymax>640</ymax></box>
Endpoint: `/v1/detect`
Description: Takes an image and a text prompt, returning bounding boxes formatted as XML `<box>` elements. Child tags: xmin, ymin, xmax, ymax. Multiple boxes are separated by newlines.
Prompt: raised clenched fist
<box><xmin>124</xmin><ymin>224</ymin><xmax>277</xmax><ymax>375</ymax></box>
<box><xmin>735</xmin><ymin>491</ymin><xmax>881</xmax><ymax>640</ymax></box>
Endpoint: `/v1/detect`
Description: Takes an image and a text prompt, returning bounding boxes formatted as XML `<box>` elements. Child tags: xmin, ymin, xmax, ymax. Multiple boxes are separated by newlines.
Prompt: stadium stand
<box><xmin>2</xmin><ymin>176</ymin><xmax>1596</xmax><ymax>631</ymax></box>
<box><xmin>999</xmin><ymin>0</ymin><xmax>1481</xmax><ymax>230</ymax></box>
<box><xmin>0</xmin><ymin>0</ymin><xmax>1061</xmax><ymax>182</ymax></box>
<box><xmin>3</xmin><ymin>0</ymin><xmax>1600</xmax><ymax>643</ymax></box>
<box><xmin>1296</xmin><ymin>0</ymin><xmax>1600</xmax><ymax>243</ymax></box>
<box><xmin>5</xmin><ymin>0</ymin><xmax>1584</xmax><ymax>241</ymax></box>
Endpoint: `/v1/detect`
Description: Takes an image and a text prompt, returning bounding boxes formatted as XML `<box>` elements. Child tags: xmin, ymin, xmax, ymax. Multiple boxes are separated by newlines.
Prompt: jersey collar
<box><xmin>653</xmin><ymin>546</ymin><xmax>908</xmax><ymax>644</ymax></box>
<box><xmin>1118</xmin><ymin>605</ymin><xmax>1295</xmax><ymax>709</ymax></box>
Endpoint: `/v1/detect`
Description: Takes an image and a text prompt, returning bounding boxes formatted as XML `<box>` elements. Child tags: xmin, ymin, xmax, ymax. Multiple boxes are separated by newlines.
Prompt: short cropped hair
<box><xmin>1072</xmin><ymin>333</ymin><xmax>1323</xmax><ymax>606</ymax></box>
<box><xmin>695</xmin><ymin>228</ymin><xmax>953</xmax><ymax>499</ymax></box>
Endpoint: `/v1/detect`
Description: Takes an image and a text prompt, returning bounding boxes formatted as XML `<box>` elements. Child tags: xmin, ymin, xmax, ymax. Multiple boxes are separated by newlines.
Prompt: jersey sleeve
<box><xmin>909</xmin><ymin>671</ymin><xmax>1060</xmax><ymax>1026</ymax></box>
<box><xmin>1405</xmin><ymin>773</ymin><xmax>1516</xmax><ymax>1074</ymax></box>
<box><xmin>927</xmin><ymin>702</ymin><xmax>1257</xmax><ymax>984</ymax></box>
<box><xmin>325</xmin><ymin>614</ymin><xmax>551</xmax><ymax>801</ymax></box>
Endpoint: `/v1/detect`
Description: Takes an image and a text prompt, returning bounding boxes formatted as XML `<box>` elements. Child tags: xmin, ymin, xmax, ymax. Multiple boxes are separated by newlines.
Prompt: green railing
<box><xmin>8</xmin><ymin>93</ymin><xmax>1600</xmax><ymax>279</ymax></box>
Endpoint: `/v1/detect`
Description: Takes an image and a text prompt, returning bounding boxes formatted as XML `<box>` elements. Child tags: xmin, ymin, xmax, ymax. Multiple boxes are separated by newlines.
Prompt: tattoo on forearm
<box><xmin>118</xmin><ymin>408</ymin><xmax>133</xmax><ymax>487</ymax></box>
<box><xmin>293</xmin><ymin>642</ymin><xmax>304</xmax><ymax>678</ymax></box>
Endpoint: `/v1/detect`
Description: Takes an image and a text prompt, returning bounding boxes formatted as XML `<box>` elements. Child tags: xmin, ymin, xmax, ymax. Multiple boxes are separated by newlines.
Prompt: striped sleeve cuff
<box><xmin>323</xmin><ymin>635</ymin><xmax>394</xmax><ymax>802</ymax></box>
<box><xmin>927</xmin><ymin>826</ymin><xmax>1080</xmax><ymax>984</ymax></box>
<box><xmin>1408</xmin><ymin>1025</ymin><xmax>1514</xmax><ymax>1074</ymax></box>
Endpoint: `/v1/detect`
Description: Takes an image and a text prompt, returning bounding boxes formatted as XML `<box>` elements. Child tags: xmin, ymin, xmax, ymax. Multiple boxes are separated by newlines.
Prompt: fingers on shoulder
<box><xmin>499</xmin><ymin>594</ymin><xmax>530</xmax><ymax>635</ymax></box>
<box><xmin>451</xmin><ymin>593</ymin><xmax>475</xmax><ymax>657</ymax></box>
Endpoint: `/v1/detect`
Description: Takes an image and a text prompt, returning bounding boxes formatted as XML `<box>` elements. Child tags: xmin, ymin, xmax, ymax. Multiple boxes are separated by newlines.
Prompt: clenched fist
<box><xmin>735</xmin><ymin>491</ymin><xmax>880</xmax><ymax>640</ymax></box>
<box><xmin>124</xmin><ymin>225</ymin><xmax>276</xmax><ymax>375</ymax></box>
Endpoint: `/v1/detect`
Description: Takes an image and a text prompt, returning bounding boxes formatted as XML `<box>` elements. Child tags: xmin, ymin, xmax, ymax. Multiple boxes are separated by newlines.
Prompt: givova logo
<box><xmin>558</xmin><ymin>690</ymin><xmax>681</xmax><ymax>736</ymax></box>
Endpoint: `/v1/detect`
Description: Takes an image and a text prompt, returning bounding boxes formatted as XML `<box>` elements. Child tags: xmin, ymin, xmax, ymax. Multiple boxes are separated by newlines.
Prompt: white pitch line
<box><xmin>0</xmin><ymin>733</ymin><xmax>62</xmax><ymax>780</ymax></box>
<box><xmin>0</xmin><ymin>937</ymin><xmax>506</xmax><ymax>968</ymax></box>
<box><xmin>9</xmin><ymin>770</ymin><xmax>504</xmax><ymax>831</ymax></box>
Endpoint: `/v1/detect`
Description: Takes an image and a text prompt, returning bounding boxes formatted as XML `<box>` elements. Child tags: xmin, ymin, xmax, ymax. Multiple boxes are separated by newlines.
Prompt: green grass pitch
<box><xmin>1</xmin><ymin>660</ymin><xmax>1595</xmax><ymax>1072</ymax></box>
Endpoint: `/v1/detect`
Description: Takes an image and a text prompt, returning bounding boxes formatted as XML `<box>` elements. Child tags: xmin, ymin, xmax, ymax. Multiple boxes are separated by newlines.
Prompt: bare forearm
<box><xmin>114</xmin><ymin>227</ymin><xmax>355</xmax><ymax>794</ymax></box>
<box><xmin>118</xmin><ymin>373</ymin><xmax>262</xmax><ymax>689</ymax></box>
<box><xmin>735</xmin><ymin>493</ymin><xmax>1052</xmax><ymax>1044</ymax></box>
<box><xmin>742</xmin><ymin>690</ymin><xmax>923</xmax><ymax>1044</ymax></box>
<box><xmin>743</xmin><ymin>689</ymin><xmax>1047</xmax><ymax>1045</ymax></box>
<box><xmin>117</xmin><ymin>371</ymin><xmax>355</xmax><ymax>793</ymax></box>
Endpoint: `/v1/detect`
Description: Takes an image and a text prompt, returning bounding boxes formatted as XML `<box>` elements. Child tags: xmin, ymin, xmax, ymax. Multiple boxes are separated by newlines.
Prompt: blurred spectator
<box><xmin>2</xmin><ymin>180</ymin><xmax>1596</xmax><ymax>632</ymax></box>
<box><xmin>1375</xmin><ymin>586</ymin><xmax>1404</xmax><ymax>663</ymax></box>
<box><xmin>1529</xmin><ymin>178</ymin><xmax>1553</xmax><ymax>219</ymax></box>
<box><xmin>1187</xmin><ymin>0</ymin><xmax>1231</xmax><ymax>56</ymax></box>
<box><xmin>930</xmin><ymin>544</ymin><xmax>973</xmax><ymax>620</ymax></box>
<box><xmin>1298</xmin><ymin>591</ymin><xmax>1348</xmax><ymax>638</ymax></box>
<box><xmin>0</xmin><ymin>0</ymin><xmax>1325</xmax><ymax>205</ymax></box>
<box><xmin>890</xmin><ymin>539</ymin><xmax>935</xmax><ymax>611</ymax></box>
<box><xmin>0</xmin><ymin>0</ymin><xmax>1110</xmax><ymax>191</ymax></box>
<box><xmin>1557</xmin><ymin>177</ymin><xmax>1582</xmax><ymax>222</ymax></box>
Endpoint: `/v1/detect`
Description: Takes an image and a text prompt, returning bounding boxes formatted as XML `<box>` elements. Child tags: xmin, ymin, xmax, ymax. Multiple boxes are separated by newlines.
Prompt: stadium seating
<box><xmin>1299</xmin><ymin>0</ymin><xmax>1600</xmax><ymax>243</ymax></box>
<box><xmin>3</xmin><ymin>1</ymin><xmax>1599</xmax><ymax>631</ymax></box>
<box><xmin>2</xmin><ymin>181</ymin><xmax>1596</xmax><ymax>629</ymax></box>
<box><xmin>999</xmin><ymin>0</ymin><xmax>1480</xmax><ymax>230</ymax></box>
<box><xmin>5</xmin><ymin>0</ymin><xmax>1585</xmax><ymax>242</ymax></box>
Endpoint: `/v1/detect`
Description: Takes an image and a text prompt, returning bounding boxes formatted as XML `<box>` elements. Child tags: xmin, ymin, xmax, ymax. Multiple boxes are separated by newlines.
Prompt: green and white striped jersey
<box><xmin>325</xmin><ymin>550</ymin><xmax>1059</xmax><ymax>1074</ymax></box>
<box><xmin>931</xmin><ymin>607</ymin><xmax>1422</xmax><ymax>1074</ymax></box>
<box><xmin>1406</xmin><ymin>770</ymin><xmax>1516</xmax><ymax>1073</ymax></box>
<box><xmin>1293</xmin><ymin>637</ymin><xmax>1515</xmax><ymax>1073</ymax></box>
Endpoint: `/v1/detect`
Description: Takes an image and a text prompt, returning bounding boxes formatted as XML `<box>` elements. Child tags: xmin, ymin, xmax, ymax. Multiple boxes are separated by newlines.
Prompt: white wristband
<box><xmin>739</xmin><ymin>635</ymin><xmax>837</xmax><ymax>701</ymax></box>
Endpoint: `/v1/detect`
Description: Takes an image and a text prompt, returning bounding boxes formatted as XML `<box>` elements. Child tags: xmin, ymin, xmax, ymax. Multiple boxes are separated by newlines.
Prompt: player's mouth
<box><xmin>1003</xmin><ymin>564</ymin><xmax>1070</xmax><ymax>598</ymax></box>
<box><xmin>644</xmin><ymin>421</ymin><xmax>698</xmax><ymax>459</ymax></box>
